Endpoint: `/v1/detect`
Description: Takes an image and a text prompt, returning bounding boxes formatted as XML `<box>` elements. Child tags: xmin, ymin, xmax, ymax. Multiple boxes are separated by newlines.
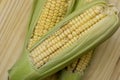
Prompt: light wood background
<box><xmin>0</xmin><ymin>0</ymin><xmax>120</xmax><ymax>80</ymax></box>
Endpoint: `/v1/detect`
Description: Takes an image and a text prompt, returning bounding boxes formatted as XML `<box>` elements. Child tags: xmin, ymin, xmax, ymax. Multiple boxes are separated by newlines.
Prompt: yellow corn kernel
<box><xmin>28</xmin><ymin>0</ymin><xmax>71</xmax><ymax>49</ymax></box>
<box><xmin>30</xmin><ymin>5</ymin><xmax>106</xmax><ymax>68</ymax></box>
<box><xmin>67</xmin><ymin>51</ymin><xmax>93</xmax><ymax>73</ymax></box>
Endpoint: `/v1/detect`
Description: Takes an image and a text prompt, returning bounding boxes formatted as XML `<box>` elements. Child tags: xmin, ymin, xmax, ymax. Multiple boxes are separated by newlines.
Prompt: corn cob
<box><xmin>30</xmin><ymin>4</ymin><xmax>107</xmax><ymax>68</ymax></box>
<box><xmin>28</xmin><ymin>0</ymin><xmax>75</xmax><ymax>49</ymax></box>
<box><xmin>59</xmin><ymin>51</ymin><xmax>93</xmax><ymax>80</ymax></box>
<box><xmin>9</xmin><ymin>1</ymin><xmax>120</xmax><ymax>80</ymax></box>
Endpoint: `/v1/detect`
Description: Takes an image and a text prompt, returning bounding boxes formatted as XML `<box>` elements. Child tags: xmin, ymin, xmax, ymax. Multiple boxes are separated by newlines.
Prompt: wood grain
<box><xmin>0</xmin><ymin>0</ymin><xmax>34</xmax><ymax>80</ymax></box>
<box><xmin>0</xmin><ymin>0</ymin><xmax>120</xmax><ymax>80</ymax></box>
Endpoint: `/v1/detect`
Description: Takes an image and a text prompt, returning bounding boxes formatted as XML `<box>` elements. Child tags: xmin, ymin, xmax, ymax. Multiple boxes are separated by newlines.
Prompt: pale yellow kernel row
<box><xmin>67</xmin><ymin>51</ymin><xmax>93</xmax><ymax>73</ymax></box>
<box><xmin>75</xmin><ymin>51</ymin><xmax>92</xmax><ymax>72</ymax></box>
<box><xmin>67</xmin><ymin>59</ymin><xmax>79</xmax><ymax>71</ymax></box>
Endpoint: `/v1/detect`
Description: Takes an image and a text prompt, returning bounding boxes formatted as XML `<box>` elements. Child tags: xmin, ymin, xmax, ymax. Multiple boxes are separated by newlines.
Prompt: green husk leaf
<box><xmin>74</xmin><ymin>0</ymin><xmax>106</xmax><ymax>11</ymax></box>
<box><xmin>59</xmin><ymin>70</ymin><xmax>82</xmax><ymax>80</ymax></box>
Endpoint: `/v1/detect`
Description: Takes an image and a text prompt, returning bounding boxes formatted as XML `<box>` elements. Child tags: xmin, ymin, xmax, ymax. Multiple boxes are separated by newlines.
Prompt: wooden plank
<box><xmin>110</xmin><ymin>59</ymin><xmax>120</xmax><ymax>80</ymax></box>
<box><xmin>0</xmin><ymin>0</ymin><xmax>34</xmax><ymax>80</ymax></box>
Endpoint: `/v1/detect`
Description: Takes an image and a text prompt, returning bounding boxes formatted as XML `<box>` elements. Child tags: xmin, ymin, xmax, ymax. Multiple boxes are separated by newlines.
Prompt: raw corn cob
<box><xmin>8</xmin><ymin>0</ymin><xmax>75</xmax><ymax>80</ymax></box>
<box><xmin>28</xmin><ymin>0</ymin><xmax>75</xmax><ymax>49</ymax></box>
<box><xmin>59</xmin><ymin>51</ymin><xmax>93</xmax><ymax>80</ymax></box>
<box><xmin>29</xmin><ymin>0</ymin><xmax>75</xmax><ymax>80</ymax></box>
<box><xmin>9</xmin><ymin>0</ymin><xmax>120</xmax><ymax>80</ymax></box>
<box><xmin>29</xmin><ymin>3</ymin><xmax>116</xmax><ymax>68</ymax></box>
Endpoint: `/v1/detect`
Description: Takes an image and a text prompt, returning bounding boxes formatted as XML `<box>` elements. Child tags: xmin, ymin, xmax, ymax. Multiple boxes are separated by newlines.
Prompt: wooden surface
<box><xmin>0</xmin><ymin>0</ymin><xmax>120</xmax><ymax>80</ymax></box>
